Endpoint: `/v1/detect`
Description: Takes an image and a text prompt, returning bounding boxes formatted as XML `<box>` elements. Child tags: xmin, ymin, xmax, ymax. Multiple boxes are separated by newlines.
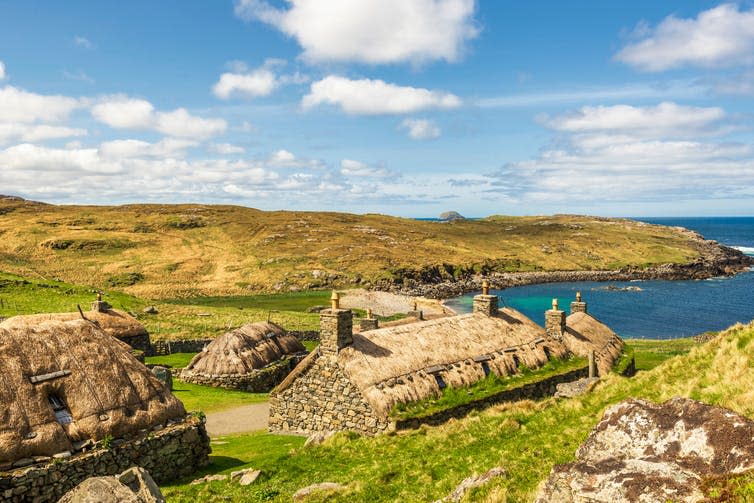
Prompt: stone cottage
<box><xmin>268</xmin><ymin>285</ymin><xmax>574</xmax><ymax>436</ymax></box>
<box><xmin>0</xmin><ymin>317</ymin><xmax>210</xmax><ymax>502</ymax></box>
<box><xmin>0</xmin><ymin>296</ymin><xmax>151</xmax><ymax>353</ymax></box>
<box><xmin>180</xmin><ymin>321</ymin><xmax>307</xmax><ymax>391</ymax></box>
<box><xmin>546</xmin><ymin>292</ymin><xmax>624</xmax><ymax>376</ymax></box>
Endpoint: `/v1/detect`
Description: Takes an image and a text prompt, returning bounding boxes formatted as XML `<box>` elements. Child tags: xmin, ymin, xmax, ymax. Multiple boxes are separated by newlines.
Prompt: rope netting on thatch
<box><xmin>182</xmin><ymin>322</ymin><xmax>305</xmax><ymax>377</ymax></box>
<box><xmin>0</xmin><ymin>318</ymin><xmax>185</xmax><ymax>463</ymax></box>
<box><xmin>1</xmin><ymin>308</ymin><xmax>147</xmax><ymax>340</ymax></box>
<box><xmin>564</xmin><ymin>311</ymin><xmax>624</xmax><ymax>376</ymax></box>
<box><xmin>337</xmin><ymin>307</ymin><xmax>570</xmax><ymax>418</ymax></box>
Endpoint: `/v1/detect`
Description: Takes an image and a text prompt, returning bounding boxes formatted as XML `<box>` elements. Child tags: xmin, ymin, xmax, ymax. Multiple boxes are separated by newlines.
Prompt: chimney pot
<box><xmin>482</xmin><ymin>279</ymin><xmax>490</xmax><ymax>296</ymax></box>
<box><xmin>367</xmin><ymin>308</ymin><xmax>373</xmax><ymax>319</ymax></box>
<box><xmin>330</xmin><ymin>291</ymin><xmax>340</xmax><ymax>310</ymax></box>
<box><xmin>570</xmin><ymin>292</ymin><xmax>588</xmax><ymax>314</ymax></box>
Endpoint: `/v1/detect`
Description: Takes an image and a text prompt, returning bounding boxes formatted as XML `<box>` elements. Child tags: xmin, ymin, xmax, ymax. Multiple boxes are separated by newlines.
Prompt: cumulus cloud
<box><xmin>400</xmin><ymin>118</ymin><xmax>441</xmax><ymax>139</ymax></box>
<box><xmin>0</xmin><ymin>61</ymin><xmax>5</xmax><ymax>80</ymax></box>
<box><xmin>0</xmin><ymin>86</ymin><xmax>82</xmax><ymax>123</ymax></box>
<box><xmin>209</xmin><ymin>142</ymin><xmax>245</xmax><ymax>154</ymax></box>
<box><xmin>485</xmin><ymin>102</ymin><xmax>754</xmax><ymax>204</ymax></box>
<box><xmin>212</xmin><ymin>59</ymin><xmax>308</xmax><ymax>99</ymax></box>
<box><xmin>339</xmin><ymin>159</ymin><xmax>392</xmax><ymax>177</ymax></box>
<box><xmin>234</xmin><ymin>0</ymin><xmax>479</xmax><ymax>65</ymax></box>
<box><xmin>302</xmin><ymin>76</ymin><xmax>461</xmax><ymax>115</ymax></box>
<box><xmin>542</xmin><ymin>102</ymin><xmax>726</xmax><ymax>138</ymax></box>
<box><xmin>99</xmin><ymin>138</ymin><xmax>198</xmax><ymax>159</ymax></box>
<box><xmin>616</xmin><ymin>4</ymin><xmax>754</xmax><ymax>71</ymax></box>
<box><xmin>0</xmin><ymin>123</ymin><xmax>86</xmax><ymax>145</ymax></box>
<box><xmin>91</xmin><ymin>96</ymin><xmax>226</xmax><ymax>139</ymax></box>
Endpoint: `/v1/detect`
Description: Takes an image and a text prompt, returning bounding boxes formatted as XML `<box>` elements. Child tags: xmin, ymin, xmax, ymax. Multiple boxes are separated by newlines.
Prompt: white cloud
<box><xmin>99</xmin><ymin>138</ymin><xmax>198</xmax><ymax>159</ymax></box>
<box><xmin>73</xmin><ymin>36</ymin><xmax>94</xmax><ymax>49</ymax></box>
<box><xmin>0</xmin><ymin>123</ymin><xmax>86</xmax><ymax>145</ymax></box>
<box><xmin>302</xmin><ymin>76</ymin><xmax>461</xmax><ymax>115</ymax></box>
<box><xmin>209</xmin><ymin>143</ymin><xmax>245</xmax><ymax>154</ymax></box>
<box><xmin>400</xmin><ymin>118</ymin><xmax>440</xmax><ymax>139</ymax></box>
<box><xmin>91</xmin><ymin>96</ymin><xmax>227</xmax><ymax>139</ymax></box>
<box><xmin>339</xmin><ymin>159</ymin><xmax>392</xmax><ymax>177</ymax></box>
<box><xmin>234</xmin><ymin>0</ymin><xmax>479</xmax><ymax>65</ymax></box>
<box><xmin>0</xmin><ymin>62</ymin><xmax>5</xmax><ymax>80</ymax></box>
<box><xmin>0</xmin><ymin>86</ymin><xmax>82</xmax><ymax>123</ymax></box>
<box><xmin>616</xmin><ymin>4</ymin><xmax>754</xmax><ymax>71</ymax></box>
<box><xmin>542</xmin><ymin>102</ymin><xmax>725</xmax><ymax>138</ymax></box>
<box><xmin>267</xmin><ymin>149</ymin><xmax>324</xmax><ymax>169</ymax></box>
<box><xmin>213</xmin><ymin>67</ymin><xmax>278</xmax><ymax>99</ymax></box>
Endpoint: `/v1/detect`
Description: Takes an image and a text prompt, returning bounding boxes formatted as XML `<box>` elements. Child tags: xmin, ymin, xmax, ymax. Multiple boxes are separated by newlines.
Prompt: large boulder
<box><xmin>536</xmin><ymin>397</ymin><xmax>754</xmax><ymax>503</ymax></box>
<box><xmin>58</xmin><ymin>467</ymin><xmax>164</xmax><ymax>503</ymax></box>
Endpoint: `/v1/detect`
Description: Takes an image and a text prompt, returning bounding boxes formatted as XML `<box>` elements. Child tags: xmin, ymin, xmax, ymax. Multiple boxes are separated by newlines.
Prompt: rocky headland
<box><xmin>379</xmin><ymin>231</ymin><xmax>754</xmax><ymax>299</ymax></box>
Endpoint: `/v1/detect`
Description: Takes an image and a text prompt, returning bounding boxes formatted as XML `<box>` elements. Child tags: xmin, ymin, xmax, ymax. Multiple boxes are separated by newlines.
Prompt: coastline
<box><xmin>378</xmin><ymin>239</ymin><xmax>754</xmax><ymax>300</ymax></box>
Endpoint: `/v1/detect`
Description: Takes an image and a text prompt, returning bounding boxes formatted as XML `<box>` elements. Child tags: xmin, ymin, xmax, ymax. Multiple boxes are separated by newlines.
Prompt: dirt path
<box><xmin>205</xmin><ymin>402</ymin><xmax>270</xmax><ymax>436</ymax></box>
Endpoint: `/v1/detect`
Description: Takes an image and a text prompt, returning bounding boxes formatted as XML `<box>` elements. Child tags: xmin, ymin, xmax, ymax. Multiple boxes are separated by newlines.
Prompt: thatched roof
<box><xmin>336</xmin><ymin>307</ymin><xmax>570</xmax><ymax>418</ymax></box>
<box><xmin>1</xmin><ymin>307</ymin><xmax>147</xmax><ymax>341</ymax></box>
<box><xmin>183</xmin><ymin>322</ymin><xmax>305</xmax><ymax>377</ymax></box>
<box><xmin>565</xmin><ymin>311</ymin><xmax>624</xmax><ymax>376</ymax></box>
<box><xmin>0</xmin><ymin>318</ymin><xmax>184</xmax><ymax>463</ymax></box>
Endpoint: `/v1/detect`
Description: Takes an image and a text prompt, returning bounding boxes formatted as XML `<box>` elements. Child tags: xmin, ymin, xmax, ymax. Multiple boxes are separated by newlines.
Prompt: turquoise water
<box><xmin>444</xmin><ymin>217</ymin><xmax>754</xmax><ymax>339</ymax></box>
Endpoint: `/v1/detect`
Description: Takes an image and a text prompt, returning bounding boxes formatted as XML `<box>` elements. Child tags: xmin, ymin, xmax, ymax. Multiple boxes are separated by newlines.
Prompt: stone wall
<box><xmin>289</xmin><ymin>330</ymin><xmax>319</xmax><ymax>341</ymax></box>
<box><xmin>0</xmin><ymin>415</ymin><xmax>210</xmax><ymax>503</ymax></box>
<box><xmin>393</xmin><ymin>366</ymin><xmax>589</xmax><ymax>431</ymax></box>
<box><xmin>268</xmin><ymin>354</ymin><xmax>390</xmax><ymax>436</ymax></box>
<box><xmin>150</xmin><ymin>339</ymin><xmax>212</xmax><ymax>356</ymax></box>
<box><xmin>181</xmin><ymin>355</ymin><xmax>306</xmax><ymax>392</ymax></box>
<box><xmin>118</xmin><ymin>332</ymin><xmax>151</xmax><ymax>354</ymax></box>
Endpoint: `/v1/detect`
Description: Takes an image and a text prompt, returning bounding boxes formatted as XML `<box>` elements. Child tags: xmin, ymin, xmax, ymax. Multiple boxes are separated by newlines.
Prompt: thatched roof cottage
<box><xmin>0</xmin><ymin>317</ymin><xmax>185</xmax><ymax>464</ymax></box>
<box><xmin>180</xmin><ymin>321</ymin><xmax>307</xmax><ymax>391</ymax></box>
<box><xmin>0</xmin><ymin>297</ymin><xmax>151</xmax><ymax>353</ymax></box>
<box><xmin>269</xmin><ymin>286</ymin><xmax>575</xmax><ymax>436</ymax></box>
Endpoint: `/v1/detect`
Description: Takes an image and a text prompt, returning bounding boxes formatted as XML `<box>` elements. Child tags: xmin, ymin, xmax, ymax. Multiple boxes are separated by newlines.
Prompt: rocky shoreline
<box><xmin>378</xmin><ymin>235</ymin><xmax>754</xmax><ymax>300</ymax></box>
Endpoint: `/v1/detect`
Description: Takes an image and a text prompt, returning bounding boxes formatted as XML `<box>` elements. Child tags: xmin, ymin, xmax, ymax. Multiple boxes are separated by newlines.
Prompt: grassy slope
<box><xmin>0</xmin><ymin>198</ymin><xmax>700</xmax><ymax>299</ymax></box>
<box><xmin>161</xmin><ymin>322</ymin><xmax>754</xmax><ymax>502</ymax></box>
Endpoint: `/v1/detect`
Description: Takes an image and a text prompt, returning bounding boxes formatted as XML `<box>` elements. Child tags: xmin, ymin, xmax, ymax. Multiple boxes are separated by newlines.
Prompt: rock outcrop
<box><xmin>536</xmin><ymin>397</ymin><xmax>754</xmax><ymax>503</ymax></box>
<box><xmin>57</xmin><ymin>467</ymin><xmax>164</xmax><ymax>503</ymax></box>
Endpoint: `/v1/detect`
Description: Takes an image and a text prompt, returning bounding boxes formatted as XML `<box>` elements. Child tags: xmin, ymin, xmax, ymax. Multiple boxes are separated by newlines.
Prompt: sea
<box><xmin>444</xmin><ymin>217</ymin><xmax>754</xmax><ymax>339</ymax></box>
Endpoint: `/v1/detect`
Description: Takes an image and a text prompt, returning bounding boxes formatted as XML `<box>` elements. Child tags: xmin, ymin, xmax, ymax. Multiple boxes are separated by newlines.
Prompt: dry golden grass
<box><xmin>0</xmin><ymin>198</ymin><xmax>701</xmax><ymax>299</ymax></box>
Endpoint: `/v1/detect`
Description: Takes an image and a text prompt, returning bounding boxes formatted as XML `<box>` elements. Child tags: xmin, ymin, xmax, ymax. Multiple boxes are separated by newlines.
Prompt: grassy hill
<box><xmin>0</xmin><ymin>197</ymin><xmax>702</xmax><ymax>299</ymax></box>
<box><xmin>160</xmin><ymin>322</ymin><xmax>754</xmax><ymax>502</ymax></box>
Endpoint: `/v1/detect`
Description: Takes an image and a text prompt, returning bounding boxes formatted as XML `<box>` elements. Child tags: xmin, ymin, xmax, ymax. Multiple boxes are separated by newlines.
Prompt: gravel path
<box><xmin>205</xmin><ymin>402</ymin><xmax>270</xmax><ymax>436</ymax></box>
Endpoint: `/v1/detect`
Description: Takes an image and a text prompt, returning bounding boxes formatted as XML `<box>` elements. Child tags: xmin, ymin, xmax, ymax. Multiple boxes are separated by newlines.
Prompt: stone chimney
<box><xmin>473</xmin><ymin>280</ymin><xmax>499</xmax><ymax>317</ymax></box>
<box><xmin>359</xmin><ymin>307</ymin><xmax>379</xmax><ymax>331</ymax></box>
<box><xmin>545</xmin><ymin>298</ymin><xmax>566</xmax><ymax>340</ymax></box>
<box><xmin>91</xmin><ymin>292</ymin><xmax>111</xmax><ymax>312</ymax></box>
<box><xmin>570</xmin><ymin>291</ymin><xmax>587</xmax><ymax>314</ymax></box>
<box><xmin>319</xmin><ymin>291</ymin><xmax>353</xmax><ymax>355</ymax></box>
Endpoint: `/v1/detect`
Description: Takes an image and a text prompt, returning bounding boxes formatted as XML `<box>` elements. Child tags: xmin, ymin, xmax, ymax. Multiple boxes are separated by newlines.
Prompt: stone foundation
<box><xmin>150</xmin><ymin>339</ymin><xmax>212</xmax><ymax>356</ymax></box>
<box><xmin>0</xmin><ymin>415</ymin><xmax>210</xmax><ymax>503</ymax></box>
<box><xmin>269</xmin><ymin>354</ymin><xmax>390</xmax><ymax>436</ymax></box>
<box><xmin>181</xmin><ymin>355</ymin><xmax>306</xmax><ymax>392</ymax></box>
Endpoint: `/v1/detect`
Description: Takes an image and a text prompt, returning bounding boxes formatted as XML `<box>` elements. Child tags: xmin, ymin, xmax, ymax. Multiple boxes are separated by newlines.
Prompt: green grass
<box><xmin>167</xmin><ymin>291</ymin><xmax>332</xmax><ymax>312</ymax></box>
<box><xmin>160</xmin><ymin>322</ymin><xmax>754</xmax><ymax>502</ymax></box>
<box><xmin>171</xmin><ymin>381</ymin><xmax>268</xmax><ymax>414</ymax></box>
<box><xmin>302</xmin><ymin>340</ymin><xmax>319</xmax><ymax>352</ymax></box>
<box><xmin>626</xmin><ymin>337</ymin><xmax>697</xmax><ymax>371</ymax></box>
<box><xmin>391</xmin><ymin>355</ymin><xmax>587</xmax><ymax>421</ymax></box>
<box><xmin>145</xmin><ymin>352</ymin><xmax>197</xmax><ymax>369</ymax></box>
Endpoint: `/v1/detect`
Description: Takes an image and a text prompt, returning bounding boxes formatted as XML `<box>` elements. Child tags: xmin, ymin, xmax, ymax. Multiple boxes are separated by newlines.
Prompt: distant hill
<box><xmin>0</xmin><ymin>197</ymin><xmax>706</xmax><ymax>299</ymax></box>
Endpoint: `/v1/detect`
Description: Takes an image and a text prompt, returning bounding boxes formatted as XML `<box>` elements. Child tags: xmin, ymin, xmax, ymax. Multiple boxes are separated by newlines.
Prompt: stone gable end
<box><xmin>268</xmin><ymin>355</ymin><xmax>390</xmax><ymax>436</ymax></box>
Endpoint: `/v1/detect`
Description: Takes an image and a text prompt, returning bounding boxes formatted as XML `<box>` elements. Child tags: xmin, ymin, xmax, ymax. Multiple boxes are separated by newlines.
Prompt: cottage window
<box><xmin>512</xmin><ymin>355</ymin><xmax>520</xmax><ymax>370</ymax></box>
<box><xmin>433</xmin><ymin>373</ymin><xmax>447</xmax><ymax>390</ymax></box>
<box><xmin>481</xmin><ymin>361</ymin><xmax>491</xmax><ymax>377</ymax></box>
<box><xmin>48</xmin><ymin>394</ymin><xmax>73</xmax><ymax>426</ymax></box>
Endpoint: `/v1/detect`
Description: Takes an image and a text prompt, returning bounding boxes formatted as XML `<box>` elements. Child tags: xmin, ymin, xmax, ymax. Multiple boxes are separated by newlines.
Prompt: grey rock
<box><xmin>303</xmin><ymin>431</ymin><xmax>335</xmax><ymax>447</ymax></box>
<box><xmin>438</xmin><ymin>211</ymin><xmax>465</xmax><ymax>222</ymax></box>
<box><xmin>53</xmin><ymin>451</ymin><xmax>72</xmax><ymax>460</ymax></box>
<box><xmin>11</xmin><ymin>458</ymin><xmax>34</xmax><ymax>468</ymax></box>
<box><xmin>143</xmin><ymin>306</ymin><xmax>158</xmax><ymax>314</ymax></box>
<box><xmin>433</xmin><ymin>466</ymin><xmax>506</xmax><ymax>503</ymax></box>
<box><xmin>151</xmin><ymin>366</ymin><xmax>173</xmax><ymax>391</ymax></box>
<box><xmin>554</xmin><ymin>377</ymin><xmax>599</xmax><ymax>398</ymax></box>
<box><xmin>189</xmin><ymin>474</ymin><xmax>227</xmax><ymax>485</ymax></box>
<box><xmin>58</xmin><ymin>467</ymin><xmax>164</xmax><ymax>503</ymax></box>
<box><xmin>238</xmin><ymin>469</ymin><xmax>261</xmax><ymax>486</ymax></box>
<box><xmin>536</xmin><ymin>397</ymin><xmax>754</xmax><ymax>503</ymax></box>
<box><xmin>293</xmin><ymin>482</ymin><xmax>346</xmax><ymax>501</ymax></box>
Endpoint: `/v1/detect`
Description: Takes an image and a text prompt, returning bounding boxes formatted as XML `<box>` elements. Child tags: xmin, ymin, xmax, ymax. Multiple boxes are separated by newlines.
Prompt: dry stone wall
<box><xmin>181</xmin><ymin>355</ymin><xmax>306</xmax><ymax>392</ymax></box>
<box><xmin>268</xmin><ymin>354</ymin><xmax>390</xmax><ymax>436</ymax></box>
<box><xmin>0</xmin><ymin>415</ymin><xmax>210</xmax><ymax>503</ymax></box>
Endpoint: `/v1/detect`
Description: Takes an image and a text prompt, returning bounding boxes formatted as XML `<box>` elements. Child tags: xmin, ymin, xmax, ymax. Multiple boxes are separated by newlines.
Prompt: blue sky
<box><xmin>1</xmin><ymin>1</ymin><xmax>753</xmax><ymax>217</ymax></box>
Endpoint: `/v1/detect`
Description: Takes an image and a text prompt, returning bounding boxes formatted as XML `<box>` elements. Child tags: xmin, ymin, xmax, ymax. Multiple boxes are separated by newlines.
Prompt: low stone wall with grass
<box><xmin>289</xmin><ymin>330</ymin><xmax>319</xmax><ymax>341</ymax></box>
<box><xmin>392</xmin><ymin>366</ymin><xmax>589</xmax><ymax>431</ymax></box>
<box><xmin>0</xmin><ymin>415</ymin><xmax>210</xmax><ymax>503</ymax></box>
<box><xmin>180</xmin><ymin>355</ymin><xmax>307</xmax><ymax>392</ymax></box>
<box><xmin>150</xmin><ymin>339</ymin><xmax>212</xmax><ymax>356</ymax></box>
<box><xmin>119</xmin><ymin>332</ymin><xmax>152</xmax><ymax>354</ymax></box>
